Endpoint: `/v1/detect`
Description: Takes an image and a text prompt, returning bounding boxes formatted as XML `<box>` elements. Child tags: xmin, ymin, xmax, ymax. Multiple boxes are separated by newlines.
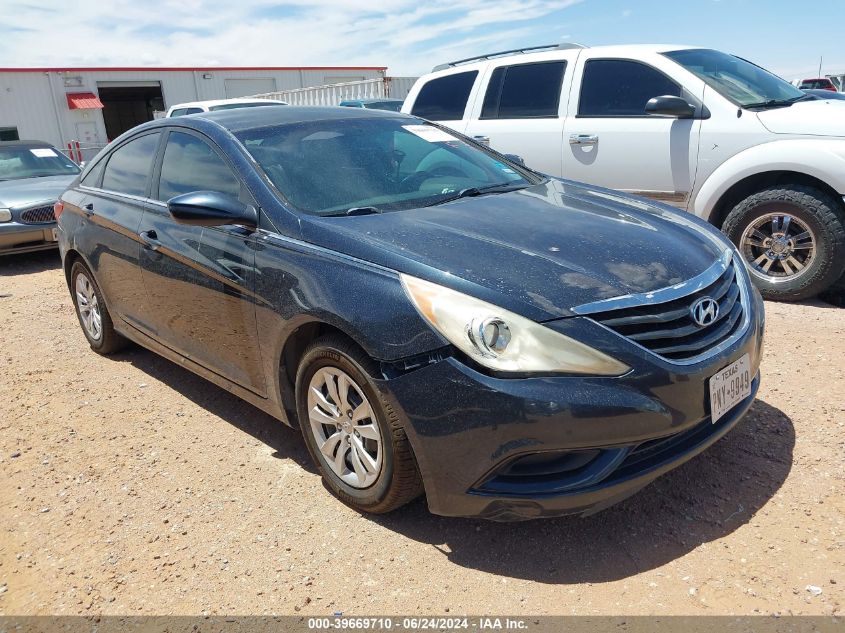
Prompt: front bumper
<box><xmin>0</xmin><ymin>222</ymin><xmax>58</xmax><ymax>255</ymax></box>
<box><xmin>376</xmin><ymin>291</ymin><xmax>764</xmax><ymax>521</ymax></box>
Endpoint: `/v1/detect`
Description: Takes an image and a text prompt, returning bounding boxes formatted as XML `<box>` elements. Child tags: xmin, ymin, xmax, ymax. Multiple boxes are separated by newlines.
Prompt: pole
<box><xmin>818</xmin><ymin>56</ymin><xmax>823</xmax><ymax>77</ymax></box>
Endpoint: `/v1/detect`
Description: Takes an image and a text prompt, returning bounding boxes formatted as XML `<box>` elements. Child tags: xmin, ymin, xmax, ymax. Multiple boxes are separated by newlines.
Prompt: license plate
<box><xmin>709</xmin><ymin>353</ymin><xmax>751</xmax><ymax>424</ymax></box>
<box><xmin>50</xmin><ymin>228</ymin><xmax>58</xmax><ymax>241</ymax></box>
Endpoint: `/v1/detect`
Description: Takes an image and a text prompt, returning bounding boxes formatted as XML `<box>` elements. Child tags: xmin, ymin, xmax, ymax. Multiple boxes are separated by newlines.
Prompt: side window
<box><xmin>101</xmin><ymin>132</ymin><xmax>161</xmax><ymax>197</ymax></box>
<box><xmin>169</xmin><ymin>109</ymin><xmax>187</xmax><ymax>117</ymax></box>
<box><xmin>157</xmin><ymin>131</ymin><xmax>241</xmax><ymax>202</ymax></box>
<box><xmin>578</xmin><ymin>59</ymin><xmax>681</xmax><ymax>117</ymax></box>
<box><xmin>411</xmin><ymin>71</ymin><xmax>478</xmax><ymax>121</ymax></box>
<box><xmin>80</xmin><ymin>159</ymin><xmax>105</xmax><ymax>187</ymax></box>
<box><xmin>481</xmin><ymin>61</ymin><xmax>566</xmax><ymax>119</ymax></box>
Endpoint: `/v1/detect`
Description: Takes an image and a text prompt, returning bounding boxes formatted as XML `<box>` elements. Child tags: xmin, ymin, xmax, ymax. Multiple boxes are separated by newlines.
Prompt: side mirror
<box><xmin>504</xmin><ymin>153</ymin><xmax>525</xmax><ymax>166</ymax></box>
<box><xmin>167</xmin><ymin>191</ymin><xmax>257</xmax><ymax>228</ymax></box>
<box><xmin>644</xmin><ymin>95</ymin><xmax>696</xmax><ymax>118</ymax></box>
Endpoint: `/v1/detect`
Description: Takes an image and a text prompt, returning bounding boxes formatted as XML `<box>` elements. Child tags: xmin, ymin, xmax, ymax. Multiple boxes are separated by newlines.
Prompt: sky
<box><xmin>1</xmin><ymin>0</ymin><xmax>843</xmax><ymax>80</ymax></box>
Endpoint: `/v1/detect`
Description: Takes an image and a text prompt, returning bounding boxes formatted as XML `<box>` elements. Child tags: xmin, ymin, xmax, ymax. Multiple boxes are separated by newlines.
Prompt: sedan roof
<box><xmin>188</xmin><ymin>105</ymin><xmax>411</xmax><ymax>133</ymax></box>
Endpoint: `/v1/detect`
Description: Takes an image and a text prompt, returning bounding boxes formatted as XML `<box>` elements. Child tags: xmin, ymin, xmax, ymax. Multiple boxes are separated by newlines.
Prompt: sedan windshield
<box><xmin>236</xmin><ymin>118</ymin><xmax>534</xmax><ymax>215</ymax></box>
<box><xmin>0</xmin><ymin>145</ymin><xmax>80</xmax><ymax>180</ymax></box>
<box><xmin>664</xmin><ymin>48</ymin><xmax>806</xmax><ymax>108</ymax></box>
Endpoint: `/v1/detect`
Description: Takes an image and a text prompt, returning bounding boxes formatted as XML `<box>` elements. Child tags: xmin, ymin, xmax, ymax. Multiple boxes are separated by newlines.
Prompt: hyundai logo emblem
<box><xmin>690</xmin><ymin>297</ymin><xmax>719</xmax><ymax>327</ymax></box>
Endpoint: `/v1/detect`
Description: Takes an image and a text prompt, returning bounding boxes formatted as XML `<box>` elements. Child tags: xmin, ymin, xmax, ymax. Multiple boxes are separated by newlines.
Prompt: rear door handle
<box><xmin>569</xmin><ymin>134</ymin><xmax>599</xmax><ymax>146</ymax></box>
<box><xmin>139</xmin><ymin>229</ymin><xmax>161</xmax><ymax>251</ymax></box>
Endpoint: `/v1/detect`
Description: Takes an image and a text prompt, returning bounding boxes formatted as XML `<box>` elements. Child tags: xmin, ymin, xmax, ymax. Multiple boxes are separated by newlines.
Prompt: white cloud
<box><xmin>0</xmin><ymin>0</ymin><xmax>583</xmax><ymax>75</ymax></box>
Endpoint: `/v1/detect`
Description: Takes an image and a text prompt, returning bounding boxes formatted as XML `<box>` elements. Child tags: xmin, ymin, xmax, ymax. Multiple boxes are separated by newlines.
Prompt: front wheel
<box><xmin>295</xmin><ymin>335</ymin><xmax>423</xmax><ymax>514</ymax></box>
<box><xmin>722</xmin><ymin>185</ymin><xmax>845</xmax><ymax>301</ymax></box>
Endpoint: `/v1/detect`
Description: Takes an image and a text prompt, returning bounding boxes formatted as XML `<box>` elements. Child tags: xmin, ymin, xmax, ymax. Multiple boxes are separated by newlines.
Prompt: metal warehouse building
<box><xmin>0</xmin><ymin>65</ymin><xmax>386</xmax><ymax>160</ymax></box>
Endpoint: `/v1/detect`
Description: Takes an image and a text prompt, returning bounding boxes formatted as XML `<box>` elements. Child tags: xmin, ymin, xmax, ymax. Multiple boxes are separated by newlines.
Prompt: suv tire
<box><xmin>723</xmin><ymin>185</ymin><xmax>845</xmax><ymax>301</ymax></box>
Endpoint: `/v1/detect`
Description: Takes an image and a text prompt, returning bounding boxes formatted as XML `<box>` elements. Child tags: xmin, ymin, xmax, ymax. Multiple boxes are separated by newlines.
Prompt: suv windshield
<box><xmin>664</xmin><ymin>48</ymin><xmax>806</xmax><ymax>108</ymax></box>
<box><xmin>0</xmin><ymin>145</ymin><xmax>80</xmax><ymax>180</ymax></box>
<box><xmin>237</xmin><ymin>117</ymin><xmax>535</xmax><ymax>215</ymax></box>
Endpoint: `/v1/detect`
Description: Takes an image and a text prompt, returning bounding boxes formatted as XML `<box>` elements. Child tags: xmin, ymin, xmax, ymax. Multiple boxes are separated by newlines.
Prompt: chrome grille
<box><xmin>577</xmin><ymin>253</ymin><xmax>747</xmax><ymax>363</ymax></box>
<box><xmin>20</xmin><ymin>204</ymin><xmax>56</xmax><ymax>224</ymax></box>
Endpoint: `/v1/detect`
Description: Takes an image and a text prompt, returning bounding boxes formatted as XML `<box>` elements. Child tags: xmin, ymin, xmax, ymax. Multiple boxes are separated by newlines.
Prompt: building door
<box><xmin>97</xmin><ymin>82</ymin><xmax>164</xmax><ymax>141</ymax></box>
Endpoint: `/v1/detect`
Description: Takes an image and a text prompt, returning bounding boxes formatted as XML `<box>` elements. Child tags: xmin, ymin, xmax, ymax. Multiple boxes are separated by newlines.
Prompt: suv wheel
<box><xmin>295</xmin><ymin>335</ymin><xmax>423</xmax><ymax>514</ymax></box>
<box><xmin>723</xmin><ymin>185</ymin><xmax>845</xmax><ymax>301</ymax></box>
<box><xmin>70</xmin><ymin>261</ymin><xmax>128</xmax><ymax>354</ymax></box>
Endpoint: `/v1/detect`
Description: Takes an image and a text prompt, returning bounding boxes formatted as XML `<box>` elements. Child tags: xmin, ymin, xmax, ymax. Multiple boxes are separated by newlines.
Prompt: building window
<box><xmin>0</xmin><ymin>127</ymin><xmax>20</xmax><ymax>141</ymax></box>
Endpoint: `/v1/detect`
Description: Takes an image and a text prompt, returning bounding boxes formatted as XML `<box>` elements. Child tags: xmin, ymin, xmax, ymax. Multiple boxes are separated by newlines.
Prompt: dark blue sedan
<box><xmin>56</xmin><ymin>107</ymin><xmax>764</xmax><ymax>520</ymax></box>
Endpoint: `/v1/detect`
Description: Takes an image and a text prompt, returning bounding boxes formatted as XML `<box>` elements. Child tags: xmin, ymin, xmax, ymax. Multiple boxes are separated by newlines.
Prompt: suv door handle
<box><xmin>83</xmin><ymin>203</ymin><xmax>94</xmax><ymax>216</ymax></box>
<box><xmin>139</xmin><ymin>230</ymin><xmax>161</xmax><ymax>251</ymax></box>
<box><xmin>569</xmin><ymin>134</ymin><xmax>599</xmax><ymax>146</ymax></box>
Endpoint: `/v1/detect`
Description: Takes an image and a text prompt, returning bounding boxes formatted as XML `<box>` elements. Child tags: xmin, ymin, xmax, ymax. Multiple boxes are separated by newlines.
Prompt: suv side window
<box><xmin>156</xmin><ymin>131</ymin><xmax>241</xmax><ymax>202</ymax></box>
<box><xmin>101</xmin><ymin>132</ymin><xmax>161</xmax><ymax>197</ymax></box>
<box><xmin>481</xmin><ymin>61</ymin><xmax>566</xmax><ymax>119</ymax></box>
<box><xmin>411</xmin><ymin>71</ymin><xmax>478</xmax><ymax>121</ymax></box>
<box><xmin>578</xmin><ymin>59</ymin><xmax>681</xmax><ymax>117</ymax></box>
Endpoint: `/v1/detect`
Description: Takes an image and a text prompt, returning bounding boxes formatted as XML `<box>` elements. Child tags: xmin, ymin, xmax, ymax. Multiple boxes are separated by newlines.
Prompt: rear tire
<box><xmin>722</xmin><ymin>185</ymin><xmax>845</xmax><ymax>301</ymax></box>
<box><xmin>70</xmin><ymin>261</ymin><xmax>128</xmax><ymax>355</ymax></box>
<box><xmin>295</xmin><ymin>334</ymin><xmax>423</xmax><ymax>514</ymax></box>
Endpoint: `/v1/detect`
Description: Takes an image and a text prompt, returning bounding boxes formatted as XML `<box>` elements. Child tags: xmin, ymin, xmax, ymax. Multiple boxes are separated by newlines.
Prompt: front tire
<box><xmin>295</xmin><ymin>335</ymin><xmax>423</xmax><ymax>514</ymax></box>
<box><xmin>70</xmin><ymin>261</ymin><xmax>127</xmax><ymax>354</ymax></box>
<box><xmin>722</xmin><ymin>185</ymin><xmax>845</xmax><ymax>301</ymax></box>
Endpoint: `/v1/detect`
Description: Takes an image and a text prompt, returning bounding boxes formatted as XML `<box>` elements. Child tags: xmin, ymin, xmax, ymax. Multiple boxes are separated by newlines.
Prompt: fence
<box><xmin>61</xmin><ymin>141</ymin><xmax>108</xmax><ymax>165</ymax></box>
<box><xmin>251</xmin><ymin>76</ymin><xmax>418</xmax><ymax>107</ymax></box>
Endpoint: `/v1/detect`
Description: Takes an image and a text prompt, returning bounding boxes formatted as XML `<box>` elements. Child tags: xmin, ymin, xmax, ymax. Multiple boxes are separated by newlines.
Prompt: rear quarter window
<box><xmin>411</xmin><ymin>71</ymin><xmax>478</xmax><ymax>121</ymax></box>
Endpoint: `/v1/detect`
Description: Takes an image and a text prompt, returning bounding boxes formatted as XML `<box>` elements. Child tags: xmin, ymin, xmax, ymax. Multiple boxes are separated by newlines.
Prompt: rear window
<box><xmin>578</xmin><ymin>59</ymin><xmax>680</xmax><ymax>116</ymax></box>
<box><xmin>411</xmin><ymin>71</ymin><xmax>478</xmax><ymax>121</ymax></box>
<box><xmin>481</xmin><ymin>61</ymin><xmax>566</xmax><ymax>119</ymax></box>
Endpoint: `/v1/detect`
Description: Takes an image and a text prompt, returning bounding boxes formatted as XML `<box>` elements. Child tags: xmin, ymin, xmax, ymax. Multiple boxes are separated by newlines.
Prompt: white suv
<box><xmin>403</xmin><ymin>44</ymin><xmax>845</xmax><ymax>300</ymax></box>
<box><xmin>165</xmin><ymin>98</ymin><xmax>287</xmax><ymax>117</ymax></box>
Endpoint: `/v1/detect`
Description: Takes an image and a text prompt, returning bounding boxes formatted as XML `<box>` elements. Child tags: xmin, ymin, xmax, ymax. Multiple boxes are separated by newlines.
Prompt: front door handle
<box><xmin>569</xmin><ymin>134</ymin><xmax>599</xmax><ymax>146</ymax></box>
<box><xmin>139</xmin><ymin>229</ymin><xmax>161</xmax><ymax>251</ymax></box>
<box><xmin>83</xmin><ymin>203</ymin><xmax>94</xmax><ymax>217</ymax></box>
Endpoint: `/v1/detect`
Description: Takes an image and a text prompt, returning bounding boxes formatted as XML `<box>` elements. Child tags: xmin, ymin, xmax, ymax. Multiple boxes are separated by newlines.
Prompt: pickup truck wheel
<box><xmin>723</xmin><ymin>185</ymin><xmax>845</xmax><ymax>301</ymax></box>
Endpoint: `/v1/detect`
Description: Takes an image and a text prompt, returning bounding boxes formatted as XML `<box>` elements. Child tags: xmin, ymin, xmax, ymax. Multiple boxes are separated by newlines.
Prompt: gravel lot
<box><xmin>1</xmin><ymin>251</ymin><xmax>843</xmax><ymax>616</ymax></box>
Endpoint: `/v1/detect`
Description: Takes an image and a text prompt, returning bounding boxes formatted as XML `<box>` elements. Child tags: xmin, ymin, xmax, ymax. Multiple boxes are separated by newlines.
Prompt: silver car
<box><xmin>0</xmin><ymin>140</ymin><xmax>80</xmax><ymax>255</ymax></box>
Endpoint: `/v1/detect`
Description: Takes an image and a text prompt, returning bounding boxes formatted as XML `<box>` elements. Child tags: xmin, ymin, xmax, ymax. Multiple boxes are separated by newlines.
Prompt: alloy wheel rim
<box><xmin>306</xmin><ymin>367</ymin><xmax>383</xmax><ymax>489</ymax></box>
<box><xmin>75</xmin><ymin>273</ymin><xmax>102</xmax><ymax>341</ymax></box>
<box><xmin>739</xmin><ymin>212</ymin><xmax>816</xmax><ymax>282</ymax></box>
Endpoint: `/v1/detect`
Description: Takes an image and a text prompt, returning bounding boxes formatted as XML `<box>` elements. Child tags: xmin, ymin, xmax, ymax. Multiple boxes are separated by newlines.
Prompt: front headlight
<box><xmin>400</xmin><ymin>274</ymin><xmax>630</xmax><ymax>376</ymax></box>
<box><xmin>0</xmin><ymin>208</ymin><xmax>11</xmax><ymax>222</ymax></box>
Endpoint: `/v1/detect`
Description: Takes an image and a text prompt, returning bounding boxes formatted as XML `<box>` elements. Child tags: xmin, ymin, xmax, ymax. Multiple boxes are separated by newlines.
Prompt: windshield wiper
<box><xmin>321</xmin><ymin>206</ymin><xmax>382</xmax><ymax>217</ymax></box>
<box><xmin>743</xmin><ymin>95</ymin><xmax>810</xmax><ymax>109</ymax></box>
<box><xmin>426</xmin><ymin>182</ymin><xmax>529</xmax><ymax>207</ymax></box>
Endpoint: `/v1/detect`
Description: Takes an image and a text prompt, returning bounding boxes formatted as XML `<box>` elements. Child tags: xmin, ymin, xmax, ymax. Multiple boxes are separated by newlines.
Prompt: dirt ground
<box><xmin>1</xmin><ymin>250</ymin><xmax>843</xmax><ymax>617</ymax></box>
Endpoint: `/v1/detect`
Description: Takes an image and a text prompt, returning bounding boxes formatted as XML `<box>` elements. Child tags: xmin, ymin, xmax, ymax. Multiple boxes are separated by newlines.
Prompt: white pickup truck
<box><xmin>402</xmin><ymin>44</ymin><xmax>845</xmax><ymax>300</ymax></box>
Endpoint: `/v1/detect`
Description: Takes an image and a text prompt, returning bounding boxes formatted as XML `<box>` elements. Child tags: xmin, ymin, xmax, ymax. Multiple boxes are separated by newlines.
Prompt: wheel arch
<box><xmin>276</xmin><ymin>318</ymin><xmax>372</xmax><ymax>427</ymax></box>
<box><xmin>692</xmin><ymin>140</ymin><xmax>845</xmax><ymax>226</ymax></box>
<box><xmin>707</xmin><ymin>170</ymin><xmax>844</xmax><ymax>230</ymax></box>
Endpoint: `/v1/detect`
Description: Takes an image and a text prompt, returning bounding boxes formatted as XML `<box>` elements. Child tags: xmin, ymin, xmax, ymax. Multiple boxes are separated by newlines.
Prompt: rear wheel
<box><xmin>722</xmin><ymin>185</ymin><xmax>845</xmax><ymax>301</ymax></box>
<box><xmin>70</xmin><ymin>261</ymin><xmax>127</xmax><ymax>354</ymax></box>
<box><xmin>295</xmin><ymin>335</ymin><xmax>423</xmax><ymax>514</ymax></box>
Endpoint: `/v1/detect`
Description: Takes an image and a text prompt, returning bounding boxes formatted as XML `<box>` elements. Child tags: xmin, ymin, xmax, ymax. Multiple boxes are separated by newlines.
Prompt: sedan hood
<box><xmin>300</xmin><ymin>179</ymin><xmax>729</xmax><ymax>320</ymax></box>
<box><xmin>756</xmin><ymin>100</ymin><xmax>845</xmax><ymax>137</ymax></box>
<box><xmin>0</xmin><ymin>175</ymin><xmax>77</xmax><ymax>209</ymax></box>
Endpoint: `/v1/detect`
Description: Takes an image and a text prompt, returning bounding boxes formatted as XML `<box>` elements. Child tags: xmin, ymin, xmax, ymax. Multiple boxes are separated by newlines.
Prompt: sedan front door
<box><xmin>138</xmin><ymin>129</ymin><xmax>266</xmax><ymax>395</ymax></box>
